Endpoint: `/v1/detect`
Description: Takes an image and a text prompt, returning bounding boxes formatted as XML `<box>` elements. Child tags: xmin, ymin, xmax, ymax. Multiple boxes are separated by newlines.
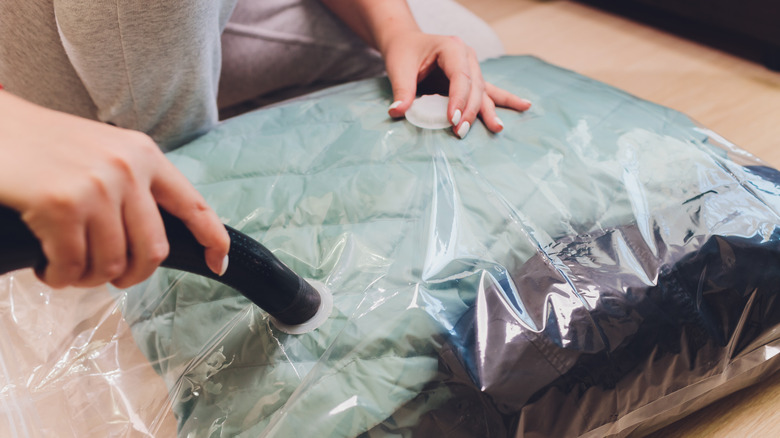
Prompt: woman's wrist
<box><xmin>371</xmin><ymin>13</ymin><xmax>420</xmax><ymax>55</ymax></box>
<box><xmin>320</xmin><ymin>0</ymin><xmax>420</xmax><ymax>54</ymax></box>
<box><xmin>366</xmin><ymin>1</ymin><xmax>420</xmax><ymax>55</ymax></box>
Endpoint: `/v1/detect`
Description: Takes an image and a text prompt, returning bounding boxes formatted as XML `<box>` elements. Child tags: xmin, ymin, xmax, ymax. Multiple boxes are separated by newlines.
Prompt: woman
<box><xmin>0</xmin><ymin>0</ymin><xmax>530</xmax><ymax>290</ymax></box>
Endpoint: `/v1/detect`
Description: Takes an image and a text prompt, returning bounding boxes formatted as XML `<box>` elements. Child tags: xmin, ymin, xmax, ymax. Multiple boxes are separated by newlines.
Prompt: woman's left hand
<box><xmin>319</xmin><ymin>0</ymin><xmax>530</xmax><ymax>138</ymax></box>
<box><xmin>381</xmin><ymin>31</ymin><xmax>531</xmax><ymax>138</ymax></box>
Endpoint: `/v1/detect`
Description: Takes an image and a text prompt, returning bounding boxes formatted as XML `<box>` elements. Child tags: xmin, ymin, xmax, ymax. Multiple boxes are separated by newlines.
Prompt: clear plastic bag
<box><xmin>3</xmin><ymin>56</ymin><xmax>780</xmax><ymax>437</ymax></box>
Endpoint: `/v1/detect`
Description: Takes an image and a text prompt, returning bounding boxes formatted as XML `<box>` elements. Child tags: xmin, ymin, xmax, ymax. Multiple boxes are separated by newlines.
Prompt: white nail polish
<box><xmin>388</xmin><ymin>100</ymin><xmax>402</xmax><ymax>111</ymax></box>
<box><xmin>452</xmin><ymin>109</ymin><xmax>462</xmax><ymax>126</ymax></box>
<box><xmin>495</xmin><ymin>117</ymin><xmax>504</xmax><ymax>128</ymax></box>
<box><xmin>219</xmin><ymin>254</ymin><xmax>229</xmax><ymax>276</ymax></box>
<box><xmin>456</xmin><ymin>121</ymin><xmax>470</xmax><ymax>139</ymax></box>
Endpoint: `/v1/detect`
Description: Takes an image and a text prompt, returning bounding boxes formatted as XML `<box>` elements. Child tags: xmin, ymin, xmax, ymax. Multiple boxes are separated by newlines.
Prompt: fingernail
<box><xmin>452</xmin><ymin>109</ymin><xmax>462</xmax><ymax>126</ymax></box>
<box><xmin>521</xmin><ymin>98</ymin><xmax>532</xmax><ymax>107</ymax></box>
<box><xmin>219</xmin><ymin>254</ymin><xmax>229</xmax><ymax>276</ymax></box>
<box><xmin>456</xmin><ymin>121</ymin><xmax>470</xmax><ymax>139</ymax></box>
<box><xmin>388</xmin><ymin>100</ymin><xmax>402</xmax><ymax>111</ymax></box>
<box><xmin>495</xmin><ymin>117</ymin><xmax>504</xmax><ymax>129</ymax></box>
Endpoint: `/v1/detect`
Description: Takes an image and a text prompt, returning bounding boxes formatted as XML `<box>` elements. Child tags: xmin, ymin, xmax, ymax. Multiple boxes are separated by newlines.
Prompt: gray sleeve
<box><xmin>0</xmin><ymin>0</ymin><xmax>97</xmax><ymax>120</ymax></box>
<box><xmin>52</xmin><ymin>0</ymin><xmax>238</xmax><ymax>150</ymax></box>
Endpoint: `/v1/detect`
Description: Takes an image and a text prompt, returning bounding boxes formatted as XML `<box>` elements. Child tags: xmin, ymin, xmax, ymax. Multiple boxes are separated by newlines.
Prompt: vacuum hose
<box><xmin>0</xmin><ymin>205</ymin><xmax>321</xmax><ymax>326</ymax></box>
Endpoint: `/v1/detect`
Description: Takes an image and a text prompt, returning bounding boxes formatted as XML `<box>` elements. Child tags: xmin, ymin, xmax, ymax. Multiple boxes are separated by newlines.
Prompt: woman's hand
<box><xmin>382</xmin><ymin>31</ymin><xmax>531</xmax><ymax>138</ymax></box>
<box><xmin>0</xmin><ymin>91</ymin><xmax>230</xmax><ymax>289</ymax></box>
<box><xmin>319</xmin><ymin>0</ymin><xmax>530</xmax><ymax>138</ymax></box>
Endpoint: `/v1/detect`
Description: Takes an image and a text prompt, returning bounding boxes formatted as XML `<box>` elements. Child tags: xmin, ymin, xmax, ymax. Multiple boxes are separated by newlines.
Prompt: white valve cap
<box><xmin>405</xmin><ymin>94</ymin><xmax>451</xmax><ymax>129</ymax></box>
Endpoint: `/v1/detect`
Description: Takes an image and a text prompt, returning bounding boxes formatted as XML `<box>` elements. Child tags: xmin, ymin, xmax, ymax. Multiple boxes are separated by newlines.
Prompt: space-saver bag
<box><xmin>3</xmin><ymin>56</ymin><xmax>780</xmax><ymax>437</ymax></box>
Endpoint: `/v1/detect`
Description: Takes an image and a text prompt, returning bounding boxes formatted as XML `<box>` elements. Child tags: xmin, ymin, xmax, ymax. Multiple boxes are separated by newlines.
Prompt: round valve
<box><xmin>405</xmin><ymin>94</ymin><xmax>451</xmax><ymax>129</ymax></box>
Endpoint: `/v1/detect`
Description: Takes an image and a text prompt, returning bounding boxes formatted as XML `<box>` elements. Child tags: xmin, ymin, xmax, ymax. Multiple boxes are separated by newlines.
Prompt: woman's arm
<box><xmin>320</xmin><ymin>0</ymin><xmax>531</xmax><ymax>138</ymax></box>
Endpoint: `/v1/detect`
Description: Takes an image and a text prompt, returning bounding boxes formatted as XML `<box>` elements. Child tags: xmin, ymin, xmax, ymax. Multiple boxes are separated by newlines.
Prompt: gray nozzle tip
<box><xmin>270</xmin><ymin>280</ymin><xmax>333</xmax><ymax>335</ymax></box>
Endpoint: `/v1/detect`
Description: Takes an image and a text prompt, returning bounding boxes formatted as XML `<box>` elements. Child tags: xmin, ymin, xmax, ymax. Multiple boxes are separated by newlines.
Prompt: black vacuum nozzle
<box><xmin>0</xmin><ymin>205</ymin><xmax>321</xmax><ymax>326</ymax></box>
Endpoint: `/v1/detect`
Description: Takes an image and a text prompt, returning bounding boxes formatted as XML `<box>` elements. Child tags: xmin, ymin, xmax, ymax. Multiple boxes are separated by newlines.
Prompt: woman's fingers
<box><xmin>152</xmin><ymin>156</ymin><xmax>230</xmax><ymax>277</ymax></box>
<box><xmin>438</xmin><ymin>37</ymin><xmax>472</xmax><ymax>130</ymax></box>
<box><xmin>485</xmin><ymin>82</ymin><xmax>532</xmax><ymax>112</ymax></box>
<box><xmin>66</xmin><ymin>165</ymin><xmax>129</xmax><ymax>287</ymax></box>
<box><xmin>476</xmin><ymin>83</ymin><xmax>531</xmax><ymax>134</ymax></box>
<box><xmin>428</xmin><ymin>36</ymin><xmax>522</xmax><ymax>138</ymax></box>
<box><xmin>74</xmin><ymin>205</ymin><xmax>127</xmax><ymax>288</ymax></box>
<box><xmin>385</xmin><ymin>47</ymin><xmax>422</xmax><ymax>118</ymax></box>
<box><xmin>479</xmin><ymin>92</ymin><xmax>504</xmax><ymax>133</ymax></box>
<box><xmin>453</xmin><ymin>50</ymin><xmax>485</xmax><ymax>138</ymax></box>
<box><xmin>382</xmin><ymin>33</ymin><xmax>532</xmax><ymax>139</ymax></box>
<box><xmin>32</xmin><ymin>214</ymin><xmax>87</xmax><ymax>288</ymax></box>
<box><xmin>111</xmin><ymin>192</ymin><xmax>169</xmax><ymax>289</ymax></box>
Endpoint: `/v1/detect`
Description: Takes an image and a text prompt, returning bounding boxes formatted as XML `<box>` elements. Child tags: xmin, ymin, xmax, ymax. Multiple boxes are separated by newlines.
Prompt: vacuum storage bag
<box><xmin>3</xmin><ymin>56</ymin><xmax>780</xmax><ymax>437</ymax></box>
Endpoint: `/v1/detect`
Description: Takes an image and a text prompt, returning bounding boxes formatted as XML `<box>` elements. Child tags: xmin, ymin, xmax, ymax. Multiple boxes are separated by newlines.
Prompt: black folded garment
<box><xmin>378</xmin><ymin>166</ymin><xmax>780</xmax><ymax>437</ymax></box>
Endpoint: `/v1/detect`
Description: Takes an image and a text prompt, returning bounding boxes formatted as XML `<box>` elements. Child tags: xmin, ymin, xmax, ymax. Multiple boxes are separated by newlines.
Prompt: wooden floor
<box><xmin>456</xmin><ymin>0</ymin><xmax>780</xmax><ymax>436</ymax></box>
<box><xmin>461</xmin><ymin>0</ymin><xmax>780</xmax><ymax>165</ymax></box>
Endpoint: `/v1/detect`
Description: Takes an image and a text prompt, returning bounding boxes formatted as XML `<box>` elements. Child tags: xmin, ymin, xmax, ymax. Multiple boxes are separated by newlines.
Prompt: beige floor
<box><xmin>462</xmin><ymin>0</ymin><xmax>780</xmax><ymax>165</ymax></box>
<box><xmin>457</xmin><ymin>0</ymin><xmax>780</xmax><ymax>436</ymax></box>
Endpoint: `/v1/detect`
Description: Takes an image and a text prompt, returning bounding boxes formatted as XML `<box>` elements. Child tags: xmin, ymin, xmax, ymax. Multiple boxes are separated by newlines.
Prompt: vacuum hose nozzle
<box><xmin>0</xmin><ymin>206</ymin><xmax>322</xmax><ymax>326</ymax></box>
